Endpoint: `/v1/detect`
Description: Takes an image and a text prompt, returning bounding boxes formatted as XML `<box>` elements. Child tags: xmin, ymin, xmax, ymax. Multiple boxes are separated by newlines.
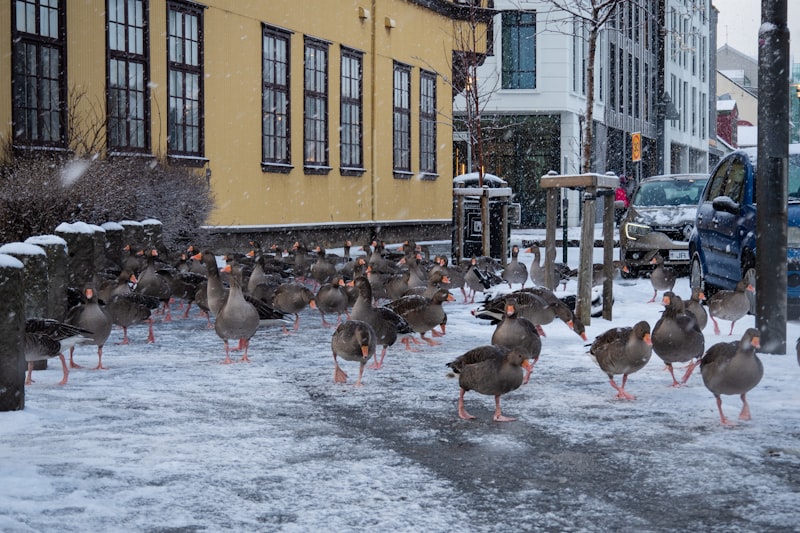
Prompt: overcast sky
<box><xmin>714</xmin><ymin>0</ymin><xmax>800</xmax><ymax>63</ymax></box>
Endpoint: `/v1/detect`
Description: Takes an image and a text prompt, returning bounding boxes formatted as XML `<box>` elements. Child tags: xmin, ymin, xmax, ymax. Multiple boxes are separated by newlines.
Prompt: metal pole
<box><xmin>561</xmin><ymin>194</ymin><xmax>569</xmax><ymax>264</ymax></box>
<box><xmin>756</xmin><ymin>0</ymin><xmax>789</xmax><ymax>354</ymax></box>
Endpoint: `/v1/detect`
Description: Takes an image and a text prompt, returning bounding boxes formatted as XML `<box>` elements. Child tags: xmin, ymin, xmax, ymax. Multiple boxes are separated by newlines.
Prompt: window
<box><xmin>304</xmin><ymin>38</ymin><xmax>329</xmax><ymax>173</ymax></box>
<box><xmin>167</xmin><ymin>1</ymin><xmax>204</xmax><ymax>162</ymax></box>
<box><xmin>393</xmin><ymin>62</ymin><xmax>411</xmax><ymax>177</ymax></box>
<box><xmin>11</xmin><ymin>0</ymin><xmax>66</xmax><ymax>148</ymax></box>
<box><xmin>340</xmin><ymin>47</ymin><xmax>363</xmax><ymax>175</ymax></box>
<box><xmin>419</xmin><ymin>70</ymin><xmax>437</xmax><ymax>177</ymax></box>
<box><xmin>108</xmin><ymin>0</ymin><xmax>149</xmax><ymax>153</ymax></box>
<box><xmin>501</xmin><ymin>11</ymin><xmax>536</xmax><ymax>90</ymax></box>
<box><xmin>262</xmin><ymin>25</ymin><xmax>291</xmax><ymax>172</ymax></box>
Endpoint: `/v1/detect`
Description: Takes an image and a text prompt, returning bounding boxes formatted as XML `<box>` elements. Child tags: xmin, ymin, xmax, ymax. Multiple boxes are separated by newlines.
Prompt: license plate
<box><xmin>669</xmin><ymin>250</ymin><xmax>689</xmax><ymax>261</ymax></box>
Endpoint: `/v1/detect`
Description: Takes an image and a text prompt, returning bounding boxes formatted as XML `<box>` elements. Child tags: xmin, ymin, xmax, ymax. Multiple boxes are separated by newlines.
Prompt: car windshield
<box><xmin>633</xmin><ymin>179</ymin><xmax>707</xmax><ymax>207</ymax></box>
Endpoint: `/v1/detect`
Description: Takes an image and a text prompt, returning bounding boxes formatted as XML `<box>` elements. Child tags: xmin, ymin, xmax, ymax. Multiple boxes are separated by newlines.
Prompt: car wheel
<box><xmin>742</xmin><ymin>263</ymin><xmax>757</xmax><ymax>315</ymax></box>
<box><xmin>690</xmin><ymin>255</ymin><xmax>704</xmax><ymax>294</ymax></box>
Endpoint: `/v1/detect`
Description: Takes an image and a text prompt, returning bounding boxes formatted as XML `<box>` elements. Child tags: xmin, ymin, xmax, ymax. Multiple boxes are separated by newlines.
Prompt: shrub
<box><xmin>0</xmin><ymin>152</ymin><xmax>214</xmax><ymax>251</ymax></box>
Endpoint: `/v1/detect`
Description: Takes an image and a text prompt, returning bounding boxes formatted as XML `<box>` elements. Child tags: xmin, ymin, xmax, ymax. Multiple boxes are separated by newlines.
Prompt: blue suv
<box><xmin>689</xmin><ymin>144</ymin><xmax>800</xmax><ymax>315</ymax></box>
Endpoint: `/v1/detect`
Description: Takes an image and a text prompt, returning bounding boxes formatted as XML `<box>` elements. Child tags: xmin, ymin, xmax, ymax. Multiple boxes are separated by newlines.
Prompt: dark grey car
<box><xmin>619</xmin><ymin>173</ymin><xmax>708</xmax><ymax>277</ymax></box>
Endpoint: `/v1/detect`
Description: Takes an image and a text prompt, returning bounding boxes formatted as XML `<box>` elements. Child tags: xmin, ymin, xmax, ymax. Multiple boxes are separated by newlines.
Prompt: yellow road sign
<box><xmin>631</xmin><ymin>132</ymin><xmax>641</xmax><ymax>162</ymax></box>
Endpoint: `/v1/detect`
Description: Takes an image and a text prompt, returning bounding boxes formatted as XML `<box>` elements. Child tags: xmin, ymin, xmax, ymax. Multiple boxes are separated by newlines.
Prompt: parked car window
<box><xmin>724</xmin><ymin>158</ymin><xmax>746</xmax><ymax>203</ymax></box>
<box><xmin>706</xmin><ymin>159</ymin><xmax>729</xmax><ymax>201</ymax></box>
<box><xmin>633</xmin><ymin>179</ymin><xmax>705</xmax><ymax>207</ymax></box>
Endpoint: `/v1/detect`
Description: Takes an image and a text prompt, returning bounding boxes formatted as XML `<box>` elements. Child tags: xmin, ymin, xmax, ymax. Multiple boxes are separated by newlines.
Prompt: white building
<box><xmin>452</xmin><ymin>0</ymin><xmax>712</xmax><ymax>227</ymax></box>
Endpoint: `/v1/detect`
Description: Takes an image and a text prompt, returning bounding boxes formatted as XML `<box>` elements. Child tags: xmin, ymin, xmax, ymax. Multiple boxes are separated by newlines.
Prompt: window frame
<box><xmin>262</xmin><ymin>24</ymin><xmax>292</xmax><ymax>173</ymax></box>
<box><xmin>10</xmin><ymin>0</ymin><xmax>68</xmax><ymax>150</ymax></box>
<box><xmin>501</xmin><ymin>10</ymin><xmax>536</xmax><ymax>90</ymax></box>
<box><xmin>339</xmin><ymin>46</ymin><xmax>364</xmax><ymax>176</ymax></box>
<box><xmin>418</xmin><ymin>69</ymin><xmax>437</xmax><ymax>178</ymax></box>
<box><xmin>303</xmin><ymin>36</ymin><xmax>330</xmax><ymax>175</ymax></box>
<box><xmin>392</xmin><ymin>61</ymin><xmax>412</xmax><ymax>178</ymax></box>
<box><xmin>166</xmin><ymin>0</ymin><xmax>205</xmax><ymax>166</ymax></box>
<box><xmin>107</xmin><ymin>0</ymin><xmax>151</xmax><ymax>155</ymax></box>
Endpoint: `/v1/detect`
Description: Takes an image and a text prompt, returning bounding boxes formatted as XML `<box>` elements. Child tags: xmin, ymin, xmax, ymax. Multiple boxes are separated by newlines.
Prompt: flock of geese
<box><xmin>21</xmin><ymin>237</ymin><xmax>792</xmax><ymax>425</ymax></box>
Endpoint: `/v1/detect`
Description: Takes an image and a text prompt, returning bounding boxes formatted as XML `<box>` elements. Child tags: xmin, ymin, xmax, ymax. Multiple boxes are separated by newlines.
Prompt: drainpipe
<box><xmin>370</xmin><ymin>0</ymin><xmax>378</xmax><ymax>226</ymax></box>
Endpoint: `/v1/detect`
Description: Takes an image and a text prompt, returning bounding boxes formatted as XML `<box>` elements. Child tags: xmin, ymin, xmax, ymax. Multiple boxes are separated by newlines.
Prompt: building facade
<box><xmin>1</xmin><ymin>0</ymin><xmax>487</xmax><ymax>246</ymax></box>
<box><xmin>452</xmin><ymin>0</ymin><xmax>712</xmax><ymax>227</ymax></box>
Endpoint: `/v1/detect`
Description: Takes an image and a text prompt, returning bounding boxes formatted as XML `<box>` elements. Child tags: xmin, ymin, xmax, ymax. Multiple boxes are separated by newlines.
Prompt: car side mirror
<box><xmin>712</xmin><ymin>196</ymin><xmax>739</xmax><ymax>214</ymax></box>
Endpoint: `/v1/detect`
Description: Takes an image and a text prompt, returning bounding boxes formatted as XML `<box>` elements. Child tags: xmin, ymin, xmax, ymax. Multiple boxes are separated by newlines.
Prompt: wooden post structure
<box><xmin>541</xmin><ymin>173</ymin><xmax>619</xmax><ymax>325</ymax></box>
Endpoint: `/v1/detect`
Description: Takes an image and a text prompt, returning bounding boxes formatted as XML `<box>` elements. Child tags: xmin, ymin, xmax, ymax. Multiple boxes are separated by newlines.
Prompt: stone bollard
<box><xmin>25</xmin><ymin>234</ymin><xmax>69</xmax><ymax>321</ymax></box>
<box><xmin>0</xmin><ymin>242</ymin><xmax>48</xmax><ymax>319</ymax></box>
<box><xmin>141</xmin><ymin>218</ymin><xmax>168</xmax><ymax>257</ymax></box>
<box><xmin>55</xmin><ymin>221</ymin><xmax>97</xmax><ymax>289</ymax></box>
<box><xmin>88</xmin><ymin>223</ymin><xmax>109</xmax><ymax>272</ymax></box>
<box><xmin>120</xmin><ymin>220</ymin><xmax>145</xmax><ymax>251</ymax></box>
<box><xmin>0</xmin><ymin>253</ymin><xmax>26</xmax><ymax>411</ymax></box>
<box><xmin>102</xmin><ymin>221</ymin><xmax>125</xmax><ymax>271</ymax></box>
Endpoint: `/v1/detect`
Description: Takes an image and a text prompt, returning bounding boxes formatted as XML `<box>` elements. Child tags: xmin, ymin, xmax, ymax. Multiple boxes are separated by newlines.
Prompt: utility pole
<box><xmin>756</xmin><ymin>0</ymin><xmax>790</xmax><ymax>354</ymax></box>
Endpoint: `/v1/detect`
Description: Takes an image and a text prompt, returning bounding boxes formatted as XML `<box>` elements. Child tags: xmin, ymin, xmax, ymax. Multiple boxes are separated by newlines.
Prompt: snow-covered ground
<box><xmin>2</xmin><ymin>228</ymin><xmax>799</xmax><ymax>532</ymax></box>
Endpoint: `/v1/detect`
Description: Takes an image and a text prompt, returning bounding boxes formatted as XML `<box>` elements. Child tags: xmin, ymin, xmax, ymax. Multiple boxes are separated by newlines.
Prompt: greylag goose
<box><xmin>589</xmin><ymin>320</ymin><xmax>652</xmax><ymax>400</ymax></box>
<box><xmin>490</xmin><ymin>295</ymin><xmax>541</xmax><ymax>384</ymax></box>
<box><xmin>651</xmin><ymin>292</ymin><xmax>705</xmax><ymax>386</ymax></box>
<box><xmin>647</xmin><ymin>255</ymin><xmax>676</xmax><ymax>303</ymax></box>
<box><xmin>290</xmin><ymin>241</ymin><xmax>312</xmax><ymax>283</ymax></box>
<box><xmin>474</xmin><ymin>287</ymin><xmax>588</xmax><ymax>340</ymax></box>
<box><xmin>525</xmin><ymin>245</ymin><xmax>571</xmax><ymax>290</ymax></box>
<box><xmin>134</xmin><ymin>249</ymin><xmax>174</xmax><ymax>321</ymax></box>
<box><xmin>385</xmin><ymin>288</ymin><xmax>454</xmax><ymax>349</ymax></box>
<box><xmin>310</xmin><ymin>246</ymin><xmax>337</xmax><ymax>288</ymax></box>
<box><xmin>106</xmin><ymin>290</ymin><xmax>159</xmax><ymax>344</ymax></box>
<box><xmin>350</xmin><ymin>276</ymin><xmax>413</xmax><ymax>369</ymax></box>
<box><xmin>432</xmin><ymin>255</ymin><xmax>468</xmax><ymax>303</ymax></box>
<box><xmin>192</xmin><ymin>250</ymin><xmax>226</xmax><ymax>316</ymax></box>
<box><xmin>708</xmin><ymin>278</ymin><xmax>754</xmax><ymax>335</ymax></box>
<box><xmin>686</xmin><ymin>286</ymin><xmax>708</xmax><ymax>331</ymax></box>
<box><xmin>446</xmin><ymin>345</ymin><xmax>531</xmax><ymax>421</ymax></box>
<box><xmin>65</xmin><ymin>286</ymin><xmax>113</xmax><ymax>370</ymax></box>
<box><xmin>330</xmin><ymin>320</ymin><xmax>377</xmax><ymax>386</ymax></box>
<box><xmin>502</xmin><ymin>244</ymin><xmax>528</xmax><ymax>288</ymax></box>
<box><xmin>214</xmin><ymin>264</ymin><xmax>259</xmax><ymax>364</ymax></box>
<box><xmin>272</xmin><ymin>281</ymin><xmax>317</xmax><ymax>332</ymax></box>
<box><xmin>24</xmin><ymin>318</ymin><xmax>92</xmax><ymax>385</ymax></box>
<box><xmin>464</xmin><ymin>256</ymin><xmax>503</xmax><ymax>303</ymax></box>
<box><xmin>315</xmin><ymin>276</ymin><xmax>350</xmax><ymax>327</ymax></box>
<box><xmin>700</xmin><ymin>327</ymin><xmax>763</xmax><ymax>425</ymax></box>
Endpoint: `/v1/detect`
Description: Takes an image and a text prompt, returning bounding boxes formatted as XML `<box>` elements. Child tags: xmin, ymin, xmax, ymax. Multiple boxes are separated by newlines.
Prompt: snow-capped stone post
<box><xmin>0</xmin><ymin>253</ymin><xmax>26</xmax><ymax>411</ymax></box>
<box><xmin>88</xmin><ymin>223</ymin><xmax>108</xmax><ymax>273</ymax></box>
<box><xmin>24</xmin><ymin>235</ymin><xmax>69</xmax><ymax>321</ymax></box>
<box><xmin>55</xmin><ymin>221</ymin><xmax>98</xmax><ymax>290</ymax></box>
<box><xmin>102</xmin><ymin>221</ymin><xmax>125</xmax><ymax>270</ymax></box>
<box><xmin>120</xmin><ymin>220</ymin><xmax>145</xmax><ymax>252</ymax></box>
<box><xmin>141</xmin><ymin>219</ymin><xmax>168</xmax><ymax>257</ymax></box>
<box><xmin>0</xmin><ymin>242</ymin><xmax>49</xmax><ymax>319</ymax></box>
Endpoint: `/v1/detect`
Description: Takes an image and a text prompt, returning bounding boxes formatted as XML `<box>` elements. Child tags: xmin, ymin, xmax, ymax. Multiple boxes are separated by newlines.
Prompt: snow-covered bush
<box><xmin>0</xmin><ymin>152</ymin><xmax>214</xmax><ymax>252</ymax></box>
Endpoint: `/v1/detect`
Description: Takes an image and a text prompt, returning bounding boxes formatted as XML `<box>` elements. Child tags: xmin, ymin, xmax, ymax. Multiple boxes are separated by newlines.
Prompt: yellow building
<box><xmin>0</xmin><ymin>0</ymin><xmax>487</xmax><ymax>246</ymax></box>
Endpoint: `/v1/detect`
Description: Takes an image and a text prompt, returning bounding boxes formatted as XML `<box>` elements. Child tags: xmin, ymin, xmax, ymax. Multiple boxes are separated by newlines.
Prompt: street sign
<box><xmin>631</xmin><ymin>132</ymin><xmax>641</xmax><ymax>162</ymax></box>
